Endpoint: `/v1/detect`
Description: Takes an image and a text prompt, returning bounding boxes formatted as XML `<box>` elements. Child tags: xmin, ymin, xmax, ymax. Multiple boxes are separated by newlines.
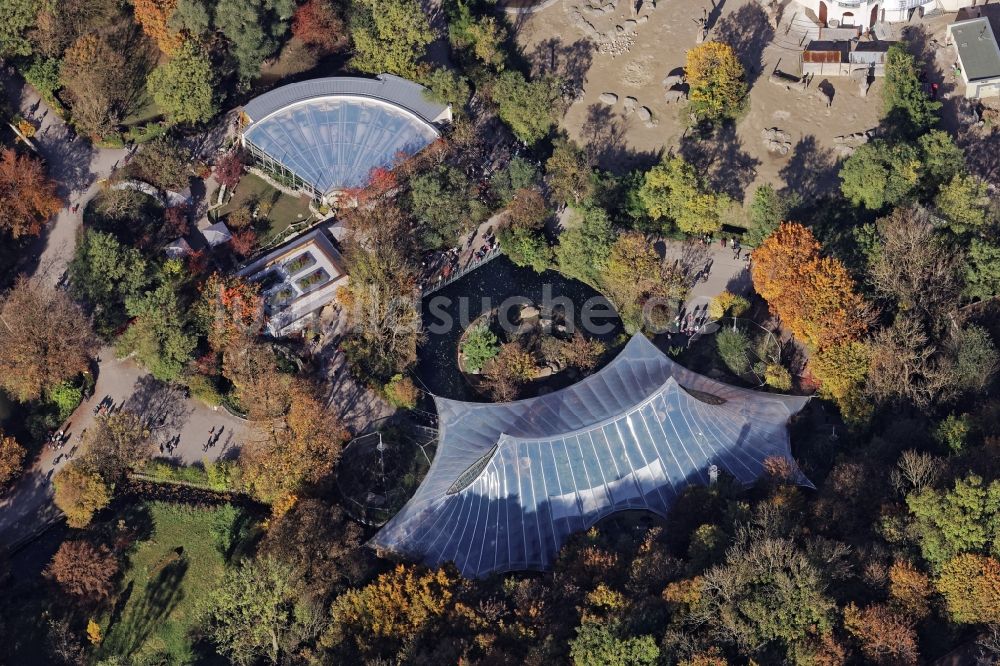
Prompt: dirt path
<box><xmin>513</xmin><ymin>0</ymin><xmax>892</xmax><ymax>207</ymax></box>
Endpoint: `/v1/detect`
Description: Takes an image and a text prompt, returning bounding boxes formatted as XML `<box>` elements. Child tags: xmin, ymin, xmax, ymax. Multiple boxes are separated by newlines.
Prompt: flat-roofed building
<box><xmin>948</xmin><ymin>15</ymin><xmax>1000</xmax><ymax>99</ymax></box>
<box><xmin>237</xmin><ymin>227</ymin><xmax>348</xmax><ymax>337</ymax></box>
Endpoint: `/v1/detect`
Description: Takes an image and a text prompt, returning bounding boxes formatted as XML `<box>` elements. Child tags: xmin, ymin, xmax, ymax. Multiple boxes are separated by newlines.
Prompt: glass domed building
<box><xmin>240</xmin><ymin>74</ymin><xmax>452</xmax><ymax>204</ymax></box>
<box><xmin>371</xmin><ymin>334</ymin><xmax>813</xmax><ymax>578</ymax></box>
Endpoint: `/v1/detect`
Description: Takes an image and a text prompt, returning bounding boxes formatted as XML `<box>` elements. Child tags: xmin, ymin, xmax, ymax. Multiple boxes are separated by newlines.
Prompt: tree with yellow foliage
<box><xmin>685</xmin><ymin>42</ymin><xmax>748</xmax><ymax>122</ymax></box>
<box><xmin>323</xmin><ymin>564</ymin><xmax>457</xmax><ymax>657</ymax></box>
<box><xmin>936</xmin><ymin>553</ymin><xmax>1000</xmax><ymax>624</ymax></box>
<box><xmin>52</xmin><ymin>462</ymin><xmax>112</xmax><ymax>528</ymax></box>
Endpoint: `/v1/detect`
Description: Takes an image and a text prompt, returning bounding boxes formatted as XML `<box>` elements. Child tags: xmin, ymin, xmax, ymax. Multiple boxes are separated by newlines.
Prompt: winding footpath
<box><xmin>0</xmin><ymin>74</ymin><xmax>246</xmax><ymax>548</ymax></box>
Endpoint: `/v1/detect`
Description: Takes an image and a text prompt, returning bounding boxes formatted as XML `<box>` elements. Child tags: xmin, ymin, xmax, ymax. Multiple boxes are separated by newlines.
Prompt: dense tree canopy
<box><xmin>637</xmin><ymin>155</ymin><xmax>729</xmax><ymax>235</ymax></box>
<box><xmin>349</xmin><ymin>0</ymin><xmax>433</xmax><ymax>79</ymax></box>
<box><xmin>490</xmin><ymin>71</ymin><xmax>561</xmax><ymax>145</ymax></box>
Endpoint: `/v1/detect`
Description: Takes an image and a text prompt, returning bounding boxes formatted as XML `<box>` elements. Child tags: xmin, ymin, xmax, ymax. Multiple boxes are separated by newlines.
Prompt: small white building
<box><xmin>800</xmin><ymin>0</ymin><xmax>972</xmax><ymax>30</ymax></box>
<box><xmin>947</xmin><ymin>16</ymin><xmax>1000</xmax><ymax>98</ymax></box>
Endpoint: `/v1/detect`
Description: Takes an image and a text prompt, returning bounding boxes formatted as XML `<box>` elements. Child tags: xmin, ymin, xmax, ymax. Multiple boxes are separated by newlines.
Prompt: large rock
<box><xmin>599</xmin><ymin>92</ymin><xmax>619</xmax><ymax>104</ymax></box>
<box><xmin>623</xmin><ymin>96</ymin><xmax>638</xmax><ymax>113</ymax></box>
<box><xmin>637</xmin><ymin>106</ymin><xmax>653</xmax><ymax>122</ymax></box>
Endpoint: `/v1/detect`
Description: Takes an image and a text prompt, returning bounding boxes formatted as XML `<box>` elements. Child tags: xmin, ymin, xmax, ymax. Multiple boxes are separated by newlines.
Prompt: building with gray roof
<box><xmin>240</xmin><ymin>74</ymin><xmax>452</xmax><ymax>203</ymax></box>
<box><xmin>371</xmin><ymin>334</ymin><xmax>812</xmax><ymax>578</ymax></box>
<box><xmin>948</xmin><ymin>15</ymin><xmax>1000</xmax><ymax>99</ymax></box>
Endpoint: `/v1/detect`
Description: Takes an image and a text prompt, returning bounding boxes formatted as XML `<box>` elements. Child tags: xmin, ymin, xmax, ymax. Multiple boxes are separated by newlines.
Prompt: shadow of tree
<box><xmin>528</xmin><ymin>37</ymin><xmax>594</xmax><ymax>92</ymax></box>
<box><xmin>679</xmin><ymin>123</ymin><xmax>761</xmax><ymax>201</ymax></box>
<box><xmin>123</xmin><ymin>376</ymin><xmax>194</xmax><ymax>447</ymax></box>
<box><xmin>102</xmin><ymin>556</ymin><xmax>187</xmax><ymax>657</ymax></box>
<box><xmin>778</xmin><ymin>135</ymin><xmax>839</xmax><ymax>203</ymax></box>
<box><xmin>580</xmin><ymin>103</ymin><xmax>661</xmax><ymax>175</ymax></box>
<box><xmin>714</xmin><ymin>1</ymin><xmax>774</xmax><ymax>86</ymax></box>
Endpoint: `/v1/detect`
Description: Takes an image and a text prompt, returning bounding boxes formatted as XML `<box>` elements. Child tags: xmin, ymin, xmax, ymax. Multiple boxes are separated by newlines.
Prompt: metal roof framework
<box><xmin>371</xmin><ymin>334</ymin><xmax>812</xmax><ymax>578</ymax></box>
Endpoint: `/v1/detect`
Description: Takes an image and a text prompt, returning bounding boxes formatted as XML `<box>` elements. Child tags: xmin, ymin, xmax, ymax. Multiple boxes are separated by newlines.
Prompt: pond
<box><xmin>415</xmin><ymin>256</ymin><xmax>624</xmax><ymax>401</ymax></box>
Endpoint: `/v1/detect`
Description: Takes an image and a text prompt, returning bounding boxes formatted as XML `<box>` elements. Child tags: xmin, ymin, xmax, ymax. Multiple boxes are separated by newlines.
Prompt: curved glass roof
<box><xmin>244</xmin><ymin>96</ymin><xmax>439</xmax><ymax>194</ymax></box>
<box><xmin>371</xmin><ymin>334</ymin><xmax>812</xmax><ymax>578</ymax></box>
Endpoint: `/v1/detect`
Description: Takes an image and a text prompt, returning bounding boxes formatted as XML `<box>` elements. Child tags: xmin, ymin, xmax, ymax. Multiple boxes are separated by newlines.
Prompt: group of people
<box><xmin>159</xmin><ymin>434</ymin><xmax>181</xmax><ymax>455</ymax></box>
<box><xmin>674</xmin><ymin>304</ymin><xmax>709</xmax><ymax>337</ymax></box>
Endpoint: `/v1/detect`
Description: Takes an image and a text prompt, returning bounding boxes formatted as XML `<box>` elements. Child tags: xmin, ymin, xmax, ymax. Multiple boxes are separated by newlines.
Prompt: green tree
<box><xmin>883</xmin><ymin>43</ymin><xmax>941</xmax><ymax>136</ymax></box>
<box><xmin>698</xmin><ymin>537</ymin><xmax>837</xmax><ymax>658</ymax></box>
<box><xmin>570</xmin><ymin>621</ymin><xmax>659</xmax><ymax>666</ymax></box>
<box><xmin>202</xmin><ymin>557</ymin><xmax>296</xmax><ymax>665</ymax></box>
<box><xmin>409</xmin><ymin>164</ymin><xmax>485</xmax><ymax>249</ymax></box>
<box><xmin>906</xmin><ymin>473</ymin><xmax>1000</xmax><ymax>568</ymax></box>
<box><xmin>423</xmin><ymin>68</ymin><xmax>471</xmax><ymax>110</ymax></box>
<box><xmin>499</xmin><ymin>225</ymin><xmax>552</xmax><ymax>273</ymax></box>
<box><xmin>546</xmin><ymin>137</ymin><xmax>594</xmax><ymax>206</ymax></box>
<box><xmin>840</xmin><ymin>140</ymin><xmax>921</xmax><ymax>210</ymax></box>
<box><xmin>214</xmin><ymin>0</ymin><xmax>295</xmax><ymax>79</ymax></box>
<box><xmin>349</xmin><ymin>0</ymin><xmax>433</xmax><ymax>79</ymax></box>
<box><xmin>964</xmin><ymin>238</ymin><xmax>1000</xmax><ymax>300</ymax></box>
<box><xmin>116</xmin><ymin>285</ymin><xmax>196</xmax><ymax>381</ymax></box>
<box><xmin>24</xmin><ymin>57</ymin><xmax>61</xmax><ymax>102</ymax></box>
<box><xmin>448</xmin><ymin>0</ymin><xmax>506</xmax><ymax>70</ymax></box>
<box><xmin>935</xmin><ymin>172</ymin><xmax>993</xmax><ymax>233</ymax></box>
<box><xmin>491</xmin><ymin>157</ymin><xmax>539</xmax><ymax>204</ymax></box>
<box><xmin>0</xmin><ymin>0</ymin><xmax>38</xmax><ymax>58</ymax></box>
<box><xmin>461</xmin><ymin>325</ymin><xmax>500</xmax><ymax>372</ymax></box>
<box><xmin>917</xmin><ymin>130</ymin><xmax>964</xmax><ymax>191</ymax></box>
<box><xmin>169</xmin><ymin>0</ymin><xmax>212</xmax><ymax>35</ymax></box>
<box><xmin>147</xmin><ymin>40</ymin><xmax>217</xmax><ymax>125</ymax></box>
<box><xmin>490</xmin><ymin>70</ymin><xmax>561</xmax><ymax>145</ymax></box>
<box><xmin>637</xmin><ymin>155</ymin><xmax>728</xmax><ymax>235</ymax></box>
<box><xmin>555</xmin><ymin>206</ymin><xmax>615</xmax><ymax>287</ymax></box>
<box><xmin>716</xmin><ymin>328</ymin><xmax>750</xmax><ymax>375</ymax></box>
<box><xmin>746</xmin><ymin>184</ymin><xmax>793</xmax><ymax>246</ymax></box>
<box><xmin>69</xmin><ymin>231</ymin><xmax>150</xmax><ymax>336</ymax></box>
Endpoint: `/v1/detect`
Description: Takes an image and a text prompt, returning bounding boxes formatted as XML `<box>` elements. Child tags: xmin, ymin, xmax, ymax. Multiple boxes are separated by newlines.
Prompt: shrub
<box><xmin>935</xmin><ymin>413</ymin><xmax>970</xmax><ymax>453</ymax></box>
<box><xmin>48</xmin><ymin>380</ymin><xmax>84</xmax><ymax>422</ymax></box>
<box><xmin>384</xmin><ymin>374</ymin><xmax>419</xmax><ymax>409</ymax></box>
<box><xmin>186</xmin><ymin>373</ymin><xmax>221</xmax><ymax>408</ymax></box>
<box><xmin>462</xmin><ymin>325</ymin><xmax>500</xmax><ymax>373</ymax></box>
<box><xmin>716</xmin><ymin>328</ymin><xmax>750</xmax><ymax>375</ymax></box>
<box><xmin>764</xmin><ymin>363</ymin><xmax>792</xmax><ymax>391</ymax></box>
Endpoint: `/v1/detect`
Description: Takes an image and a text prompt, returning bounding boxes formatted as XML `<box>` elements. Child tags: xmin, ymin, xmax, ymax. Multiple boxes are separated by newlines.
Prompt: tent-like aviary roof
<box><xmin>371</xmin><ymin>334</ymin><xmax>811</xmax><ymax>578</ymax></box>
<box><xmin>241</xmin><ymin>74</ymin><xmax>450</xmax><ymax>196</ymax></box>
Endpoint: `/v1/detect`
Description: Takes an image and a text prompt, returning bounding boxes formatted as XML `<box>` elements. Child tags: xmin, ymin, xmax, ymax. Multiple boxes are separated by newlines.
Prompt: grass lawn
<box><xmin>97</xmin><ymin>502</ymin><xmax>237</xmax><ymax>663</ymax></box>
<box><xmin>218</xmin><ymin>173</ymin><xmax>312</xmax><ymax>246</ymax></box>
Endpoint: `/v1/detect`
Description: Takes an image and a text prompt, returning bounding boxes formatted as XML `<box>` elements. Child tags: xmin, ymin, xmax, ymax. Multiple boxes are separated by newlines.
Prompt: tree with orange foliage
<box><xmin>843</xmin><ymin>602</ymin><xmax>918</xmax><ymax>665</ymax></box>
<box><xmin>751</xmin><ymin>222</ymin><xmax>870</xmax><ymax>351</ymax></box>
<box><xmin>45</xmin><ymin>540</ymin><xmax>119</xmax><ymax>605</ymax></box>
<box><xmin>937</xmin><ymin>553</ymin><xmax>1000</xmax><ymax>624</ymax></box>
<box><xmin>199</xmin><ymin>273</ymin><xmax>264</xmax><ymax>352</ymax></box>
<box><xmin>0</xmin><ymin>432</ymin><xmax>26</xmax><ymax>491</ymax></box>
<box><xmin>230</xmin><ymin>228</ymin><xmax>257</xmax><ymax>258</ymax></box>
<box><xmin>0</xmin><ymin>149</ymin><xmax>61</xmax><ymax>238</ymax></box>
<box><xmin>291</xmin><ymin>0</ymin><xmax>346</xmax><ymax>54</ymax></box>
<box><xmin>888</xmin><ymin>560</ymin><xmax>933</xmax><ymax>619</ymax></box>
<box><xmin>133</xmin><ymin>0</ymin><xmax>183</xmax><ymax>54</ymax></box>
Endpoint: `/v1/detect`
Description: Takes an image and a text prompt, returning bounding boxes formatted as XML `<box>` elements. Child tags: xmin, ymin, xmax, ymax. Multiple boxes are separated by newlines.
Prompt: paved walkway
<box><xmin>0</xmin><ymin>348</ymin><xmax>246</xmax><ymax>545</ymax></box>
<box><xmin>0</xmin><ymin>76</ymin><xmax>246</xmax><ymax>547</ymax></box>
<box><xmin>1</xmin><ymin>69</ymin><xmax>130</xmax><ymax>288</ymax></box>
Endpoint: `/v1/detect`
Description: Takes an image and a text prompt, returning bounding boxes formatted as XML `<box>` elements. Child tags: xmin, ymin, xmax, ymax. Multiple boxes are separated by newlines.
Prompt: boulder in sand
<box><xmin>599</xmin><ymin>92</ymin><xmax>619</xmax><ymax>104</ymax></box>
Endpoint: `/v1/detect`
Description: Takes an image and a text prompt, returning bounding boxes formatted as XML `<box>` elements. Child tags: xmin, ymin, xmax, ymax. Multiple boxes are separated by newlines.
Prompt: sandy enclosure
<box><xmin>514</xmin><ymin>0</ymin><xmax>897</xmax><ymax>208</ymax></box>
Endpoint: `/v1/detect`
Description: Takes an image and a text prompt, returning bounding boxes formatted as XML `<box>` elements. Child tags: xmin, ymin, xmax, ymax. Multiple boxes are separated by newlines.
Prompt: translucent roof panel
<box><xmin>371</xmin><ymin>334</ymin><xmax>812</xmax><ymax>578</ymax></box>
<box><xmin>243</xmin><ymin>96</ymin><xmax>439</xmax><ymax>195</ymax></box>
